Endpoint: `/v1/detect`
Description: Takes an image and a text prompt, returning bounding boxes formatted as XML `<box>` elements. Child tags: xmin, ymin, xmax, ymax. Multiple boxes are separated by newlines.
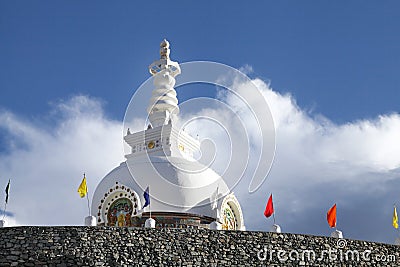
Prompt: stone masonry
<box><xmin>0</xmin><ymin>226</ymin><xmax>399</xmax><ymax>266</ymax></box>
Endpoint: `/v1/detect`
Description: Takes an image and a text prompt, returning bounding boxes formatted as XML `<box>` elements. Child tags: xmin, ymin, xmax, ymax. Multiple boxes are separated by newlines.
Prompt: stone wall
<box><xmin>0</xmin><ymin>226</ymin><xmax>398</xmax><ymax>266</ymax></box>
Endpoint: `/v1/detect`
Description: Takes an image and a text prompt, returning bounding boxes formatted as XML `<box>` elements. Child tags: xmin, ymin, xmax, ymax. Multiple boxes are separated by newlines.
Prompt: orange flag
<box><xmin>264</xmin><ymin>194</ymin><xmax>274</xmax><ymax>218</ymax></box>
<box><xmin>327</xmin><ymin>203</ymin><xmax>337</xmax><ymax>228</ymax></box>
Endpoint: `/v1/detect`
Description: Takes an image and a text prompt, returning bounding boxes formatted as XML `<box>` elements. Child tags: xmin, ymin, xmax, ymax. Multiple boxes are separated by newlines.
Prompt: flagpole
<box><xmin>149</xmin><ymin>187</ymin><xmax>151</xmax><ymax>219</ymax></box>
<box><xmin>3</xmin><ymin>179</ymin><xmax>10</xmax><ymax>220</ymax></box>
<box><xmin>2</xmin><ymin>202</ymin><xmax>7</xmax><ymax>220</ymax></box>
<box><xmin>216</xmin><ymin>186</ymin><xmax>219</xmax><ymax>209</ymax></box>
<box><xmin>84</xmin><ymin>173</ymin><xmax>90</xmax><ymax>217</ymax></box>
<box><xmin>271</xmin><ymin>194</ymin><xmax>275</xmax><ymax>225</ymax></box>
<box><xmin>273</xmin><ymin>196</ymin><xmax>276</xmax><ymax>224</ymax></box>
<box><xmin>86</xmin><ymin>193</ymin><xmax>91</xmax><ymax>216</ymax></box>
<box><xmin>335</xmin><ymin>204</ymin><xmax>337</xmax><ymax>231</ymax></box>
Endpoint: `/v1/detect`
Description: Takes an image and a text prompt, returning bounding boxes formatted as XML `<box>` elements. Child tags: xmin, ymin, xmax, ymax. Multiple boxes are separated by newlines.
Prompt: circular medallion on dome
<box><xmin>107</xmin><ymin>198</ymin><xmax>133</xmax><ymax>227</ymax></box>
<box><xmin>222</xmin><ymin>204</ymin><xmax>237</xmax><ymax>230</ymax></box>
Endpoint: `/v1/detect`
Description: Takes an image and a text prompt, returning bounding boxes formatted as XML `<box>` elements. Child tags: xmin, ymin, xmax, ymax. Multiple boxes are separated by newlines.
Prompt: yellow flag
<box><xmin>393</xmin><ymin>206</ymin><xmax>398</xmax><ymax>229</ymax></box>
<box><xmin>77</xmin><ymin>176</ymin><xmax>87</xmax><ymax>198</ymax></box>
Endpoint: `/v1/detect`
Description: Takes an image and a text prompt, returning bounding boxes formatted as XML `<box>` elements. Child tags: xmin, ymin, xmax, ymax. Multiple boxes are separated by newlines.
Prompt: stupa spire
<box><xmin>147</xmin><ymin>39</ymin><xmax>181</xmax><ymax>127</ymax></box>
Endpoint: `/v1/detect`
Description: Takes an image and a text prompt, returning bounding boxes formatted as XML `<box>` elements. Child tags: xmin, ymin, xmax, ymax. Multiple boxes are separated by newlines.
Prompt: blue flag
<box><xmin>143</xmin><ymin>186</ymin><xmax>150</xmax><ymax>209</ymax></box>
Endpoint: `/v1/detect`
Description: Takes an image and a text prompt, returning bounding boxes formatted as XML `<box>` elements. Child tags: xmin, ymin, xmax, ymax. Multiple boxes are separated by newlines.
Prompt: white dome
<box><xmin>91</xmin><ymin>156</ymin><xmax>230</xmax><ymax>220</ymax></box>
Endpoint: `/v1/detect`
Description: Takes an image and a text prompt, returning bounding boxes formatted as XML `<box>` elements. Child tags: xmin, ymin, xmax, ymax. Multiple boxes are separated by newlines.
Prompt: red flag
<box><xmin>327</xmin><ymin>204</ymin><xmax>337</xmax><ymax>228</ymax></box>
<box><xmin>264</xmin><ymin>194</ymin><xmax>274</xmax><ymax>218</ymax></box>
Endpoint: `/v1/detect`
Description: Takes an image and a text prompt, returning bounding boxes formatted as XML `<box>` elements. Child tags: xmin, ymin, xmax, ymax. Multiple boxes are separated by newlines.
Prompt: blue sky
<box><xmin>1</xmin><ymin>1</ymin><xmax>400</xmax><ymax>245</ymax></box>
<box><xmin>1</xmin><ymin>1</ymin><xmax>399</xmax><ymax>122</ymax></box>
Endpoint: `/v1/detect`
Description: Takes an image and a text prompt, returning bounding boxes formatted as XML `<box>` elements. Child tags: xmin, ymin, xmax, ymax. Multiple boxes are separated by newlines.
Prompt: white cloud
<box><xmin>0</xmin><ymin>95</ymin><xmax>124</xmax><ymax>226</ymax></box>
<box><xmin>256</xmin><ymin>76</ymin><xmax>400</xmax><ymax>172</ymax></box>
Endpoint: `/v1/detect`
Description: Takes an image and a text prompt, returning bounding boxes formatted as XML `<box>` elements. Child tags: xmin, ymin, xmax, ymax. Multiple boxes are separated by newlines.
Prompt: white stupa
<box><xmin>91</xmin><ymin>40</ymin><xmax>245</xmax><ymax>230</ymax></box>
